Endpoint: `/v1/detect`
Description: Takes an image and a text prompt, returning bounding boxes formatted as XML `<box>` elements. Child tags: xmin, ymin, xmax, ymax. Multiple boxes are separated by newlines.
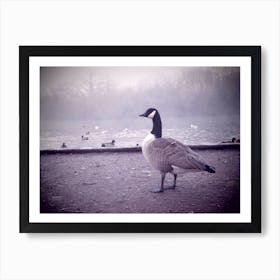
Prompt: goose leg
<box><xmin>151</xmin><ymin>173</ymin><xmax>165</xmax><ymax>193</ymax></box>
<box><xmin>164</xmin><ymin>173</ymin><xmax>177</xmax><ymax>190</ymax></box>
<box><xmin>172</xmin><ymin>173</ymin><xmax>177</xmax><ymax>188</ymax></box>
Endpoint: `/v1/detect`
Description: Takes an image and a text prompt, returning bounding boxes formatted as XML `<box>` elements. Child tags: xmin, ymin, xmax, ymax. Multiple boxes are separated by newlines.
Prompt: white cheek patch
<box><xmin>147</xmin><ymin>110</ymin><xmax>156</xmax><ymax>119</ymax></box>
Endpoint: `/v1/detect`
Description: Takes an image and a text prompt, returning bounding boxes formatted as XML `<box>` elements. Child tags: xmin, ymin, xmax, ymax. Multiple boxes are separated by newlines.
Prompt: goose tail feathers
<box><xmin>205</xmin><ymin>165</ymin><xmax>216</xmax><ymax>173</ymax></box>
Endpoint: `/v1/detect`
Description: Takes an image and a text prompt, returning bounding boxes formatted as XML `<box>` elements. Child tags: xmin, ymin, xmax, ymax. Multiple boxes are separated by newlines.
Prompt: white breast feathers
<box><xmin>142</xmin><ymin>133</ymin><xmax>155</xmax><ymax>161</ymax></box>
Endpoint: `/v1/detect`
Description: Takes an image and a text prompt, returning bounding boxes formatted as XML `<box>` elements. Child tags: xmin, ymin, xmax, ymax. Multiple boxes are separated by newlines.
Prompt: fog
<box><xmin>40</xmin><ymin>66</ymin><xmax>240</xmax><ymax>121</ymax></box>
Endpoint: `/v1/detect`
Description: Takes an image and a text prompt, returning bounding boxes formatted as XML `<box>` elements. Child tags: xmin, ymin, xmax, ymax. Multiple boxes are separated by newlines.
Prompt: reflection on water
<box><xmin>40</xmin><ymin>115</ymin><xmax>240</xmax><ymax>150</ymax></box>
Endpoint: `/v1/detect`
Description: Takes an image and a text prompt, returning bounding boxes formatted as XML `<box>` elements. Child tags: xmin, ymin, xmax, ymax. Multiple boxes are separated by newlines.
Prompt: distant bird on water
<box><xmin>222</xmin><ymin>137</ymin><xmax>240</xmax><ymax>144</ymax></box>
<box><xmin>101</xmin><ymin>140</ymin><xmax>116</xmax><ymax>147</ymax></box>
<box><xmin>61</xmin><ymin>142</ymin><xmax>67</xmax><ymax>148</ymax></box>
<box><xmin>139</xmin><ymin>108</ymin><xmax>216</xmax><ymax>193</ymax></box>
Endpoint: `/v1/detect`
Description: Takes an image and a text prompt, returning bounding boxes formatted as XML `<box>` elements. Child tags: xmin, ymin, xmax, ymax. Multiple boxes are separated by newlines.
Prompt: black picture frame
<box><xmin>20</xmin><ymin>46</ymin><xmax>261</xmax><ymax>233</ymax></box>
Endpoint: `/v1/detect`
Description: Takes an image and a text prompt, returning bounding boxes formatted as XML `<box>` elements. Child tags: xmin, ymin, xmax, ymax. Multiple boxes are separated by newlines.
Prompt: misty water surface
<box><xmin>40</xmin><ymin>115</ymin><xmax>239</xmax><ymax>150</ymax></box>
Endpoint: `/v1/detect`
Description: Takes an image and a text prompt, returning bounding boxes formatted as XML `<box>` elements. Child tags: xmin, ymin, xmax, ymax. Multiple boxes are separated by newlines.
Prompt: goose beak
<box><xmin>139</xmin><ymin>113</ymin><xmax>145</xmax><ymax>117</ymax></box>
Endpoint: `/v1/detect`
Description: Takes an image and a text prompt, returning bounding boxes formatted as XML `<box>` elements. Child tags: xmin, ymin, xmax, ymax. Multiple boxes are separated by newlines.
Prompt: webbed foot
<box><xmin>150</xmin><ymin>187</ymin><xmax>164</xmax><ymax>193</ymax></box>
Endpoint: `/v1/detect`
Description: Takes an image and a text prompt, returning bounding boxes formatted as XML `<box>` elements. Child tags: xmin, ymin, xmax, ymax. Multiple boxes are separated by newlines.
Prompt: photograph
<box><xmin>19</xmin><ymin>45</ymin><xmax>261</xmax><ymax>232</ymax></box>
<box><xmin>40</xmin><ymin>66</ymin><xmax>240</xmax><ymax>214</ymax></box>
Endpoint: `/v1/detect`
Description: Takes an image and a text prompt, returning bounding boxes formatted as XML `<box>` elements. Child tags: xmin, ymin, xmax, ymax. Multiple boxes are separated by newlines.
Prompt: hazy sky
<box><xmin>40</xmin><ymin>66</ymin><xmax>240</xmax><ymax>121</ymax></box>
<box><xmin>41</xmin><ymin>67</ymin><xmax>183</xmax><ymax>93</ymax></box>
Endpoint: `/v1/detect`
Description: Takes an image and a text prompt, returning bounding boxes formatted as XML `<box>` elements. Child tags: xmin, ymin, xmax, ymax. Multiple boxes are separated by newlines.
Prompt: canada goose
<box><xmin>139</xmin><ymin>108</ymin><xmax>216</xmax><ymax>193</ymax></box>
<box><xmin>101</xmin><ymin>140</ymin><xmax>116</xmax><ymax>147</ymax></box>
<box><xmin>81</xmin><ymin>135</ymin><xmax>89</xmax><ymax>140</ymax></box>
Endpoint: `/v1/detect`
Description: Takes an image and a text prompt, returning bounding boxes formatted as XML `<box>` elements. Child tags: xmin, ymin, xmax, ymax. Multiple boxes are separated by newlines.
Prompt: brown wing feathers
<box><xmin>148</xmin><ymin>138</ymin><xmax>209</xmax><ymax>171</ymax></box>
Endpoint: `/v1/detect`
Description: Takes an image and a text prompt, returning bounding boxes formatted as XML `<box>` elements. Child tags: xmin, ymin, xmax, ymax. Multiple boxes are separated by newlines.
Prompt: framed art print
<box><xmin>20</xmin><ymin>46</ymin><xmax>261</xmax><ymax>233</ymax></box>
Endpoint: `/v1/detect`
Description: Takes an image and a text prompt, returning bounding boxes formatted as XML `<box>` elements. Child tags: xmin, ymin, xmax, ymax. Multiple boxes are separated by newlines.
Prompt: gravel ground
<box><xmin>40</xmin><ymin>149</ymin><xmax>240</xmax><ymax>213</ymax></box>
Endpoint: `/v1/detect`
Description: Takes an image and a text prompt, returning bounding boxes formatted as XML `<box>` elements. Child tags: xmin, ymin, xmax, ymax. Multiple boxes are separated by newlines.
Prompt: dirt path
<box><xmin>40</xmin><ymin>150</ymin><xmax>240</xmax><ymax>213</ymax></box>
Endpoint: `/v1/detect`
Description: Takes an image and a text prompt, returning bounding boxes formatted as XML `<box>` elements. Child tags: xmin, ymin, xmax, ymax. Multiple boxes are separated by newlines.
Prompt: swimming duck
<box><xmin>140</xmin><ymin>108</ymin><xmax>215</xmax><ymax>193</ymax></box>
<box><xmin>101</xmin><ymin>140</ymin><xmax>116</xmax><ymax>147</ymax></box>
<box><xmin>61</xmin><ymin>142</ymin><xmax>67</xmax><ymax>148</ymax></box>
<box><xmin>222</xmin><ymin>137</ymin><xmax>240</xmax><ymax>144</ymax></box>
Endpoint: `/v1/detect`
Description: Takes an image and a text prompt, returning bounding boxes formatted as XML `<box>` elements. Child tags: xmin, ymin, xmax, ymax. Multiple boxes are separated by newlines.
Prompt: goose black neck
<box><xmin>151</xmin><ymin>112</ymin><xmax>162</xmax><ymax>138</ymax></box>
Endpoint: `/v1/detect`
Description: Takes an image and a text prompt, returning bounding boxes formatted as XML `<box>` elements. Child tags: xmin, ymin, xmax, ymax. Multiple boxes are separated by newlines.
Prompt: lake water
<box><xmin>40</xmin><ymin>115</ymin><xmax>240</xmax><ymax>150</ymax></box>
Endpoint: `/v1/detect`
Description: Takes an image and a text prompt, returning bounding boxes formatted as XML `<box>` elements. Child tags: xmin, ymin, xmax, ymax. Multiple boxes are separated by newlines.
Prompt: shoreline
<box><xmin>40</xmin><ymin>143</ymin><xmax>240</xmax><ymax>155</ymax></box>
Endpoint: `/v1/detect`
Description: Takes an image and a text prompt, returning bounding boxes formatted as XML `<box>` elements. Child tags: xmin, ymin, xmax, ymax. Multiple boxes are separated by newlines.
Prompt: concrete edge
<box><xmin>40</xmin><ymin>144</ymin><xmax>240</xmax><ymax>155</ymax></box>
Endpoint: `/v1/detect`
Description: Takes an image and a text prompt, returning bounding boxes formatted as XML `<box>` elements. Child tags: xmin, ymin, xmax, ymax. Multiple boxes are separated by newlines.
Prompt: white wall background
<box><xmin>0</xmin><ymin>0</ymin><xmax>279</xmax><ymax>279</ymax></box>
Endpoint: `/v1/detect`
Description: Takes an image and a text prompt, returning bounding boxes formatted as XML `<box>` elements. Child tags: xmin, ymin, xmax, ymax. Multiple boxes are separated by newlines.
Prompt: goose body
<box><xmin>140</xmin><ymin>108</ymin><xmax>215</xmax><ymax>192</ymax></box>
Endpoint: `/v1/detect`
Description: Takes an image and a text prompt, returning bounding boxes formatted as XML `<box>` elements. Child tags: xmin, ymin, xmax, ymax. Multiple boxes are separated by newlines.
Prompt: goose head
<box><xmin>139</xmin><ymin>108</ymin><xmax>158</xmax><ymax>119</ymax></box>
<box><xmin>139</xmin><ymin>108</ymin><xmax>162</xmax><ymax>138</ymax></box>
